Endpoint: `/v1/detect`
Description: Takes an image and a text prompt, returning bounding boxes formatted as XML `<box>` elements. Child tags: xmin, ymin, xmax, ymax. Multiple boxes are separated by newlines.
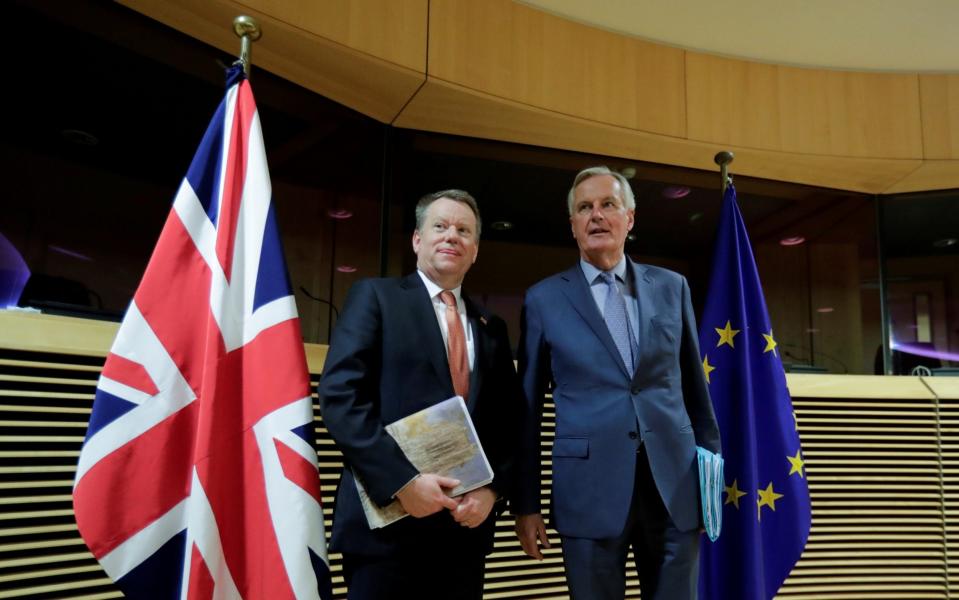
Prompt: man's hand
<box><xmin>451</xmin><ymin>487</ymin><xmax>496</xmax><ymax>528</ymax></box>
<box><xmin>514</xmin><ymin>513</ymin><xmax>552</xmax><ymax>560</ymax></box>
<box><xmin>395</xmin><ymin>474</ymin><xmax>460</xmax><ymax>518</ymax></box>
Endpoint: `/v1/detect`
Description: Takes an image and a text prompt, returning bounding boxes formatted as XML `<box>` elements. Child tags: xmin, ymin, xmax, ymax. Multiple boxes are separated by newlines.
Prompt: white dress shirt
<box><xmin>417</xmin><ymin>270</ymin><xmax>476</xmax><ymax>370</ymax></box>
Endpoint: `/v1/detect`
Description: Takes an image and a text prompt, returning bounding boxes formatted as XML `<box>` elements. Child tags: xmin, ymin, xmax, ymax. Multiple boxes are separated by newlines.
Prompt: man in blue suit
<box><xmin>513</xmin><ymin>167</ymin><xmax>721</xmax><ymax>600</ymax></box>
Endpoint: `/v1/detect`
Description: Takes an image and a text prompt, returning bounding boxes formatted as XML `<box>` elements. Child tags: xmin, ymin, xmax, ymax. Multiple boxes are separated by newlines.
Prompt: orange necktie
<box><xmin>440</xmin><ymin>290</ymin><xmax>469</xmax><ymax>399</ymax></box>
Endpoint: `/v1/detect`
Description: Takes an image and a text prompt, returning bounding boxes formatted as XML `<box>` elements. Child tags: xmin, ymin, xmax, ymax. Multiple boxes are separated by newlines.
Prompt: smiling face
<box><xmin>412</xmin><ymin>197</ymin><xmax>479</xmax><ymax>289</ymax></box>
<box><xmin>570</xmin><ymin>174</ymin><xmax>635</xmax><ymax>271</ymax></box>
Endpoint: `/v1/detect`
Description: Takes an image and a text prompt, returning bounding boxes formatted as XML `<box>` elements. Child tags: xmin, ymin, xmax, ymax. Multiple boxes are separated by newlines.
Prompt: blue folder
<box><xmin>697</xmin><ymin>446</ymin><xmax>724</xmax><ymax>542</ymax></box>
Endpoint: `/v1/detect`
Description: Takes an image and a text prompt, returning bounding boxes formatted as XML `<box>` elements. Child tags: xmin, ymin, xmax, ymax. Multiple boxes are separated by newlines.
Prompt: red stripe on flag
<box><xmin>240</xmin><ymin>318</ymin><xmax>311</xmax><ymax>421</ymax></box>
<box><xmin>214</xmin><ymin>81</ymin><xmax>255</xmax><ymax>281</ymax></box>
<box><xmin>101</xmin><ymin>353</ymin><xmax>159</xmax><ymax>396</ymax></box>
<box><xmin>73</xmin><ymin>402</ymin><xmax>198</xmax><ymax>559</ymax></box>
<box><xmin>187</xmin><ymin>544</ymin><xmax>215</xmax><ymax>600</ymax></box>
<box><xmin>274</xmin><ymin>438</ymin><xmax>322</xmax><ymax>505</ymax></box>
<box><xmin>189</xmin><ymin>320</ymin><xmax>309</xmax><ymax>598</ymax></box>
<box><xmin>194</xmin><ymin>423</ymin><xmax>295</xmax><ymax>598</ymax></box>
<box><xmin>135</xmin><ymin>209</ymin><xmax>220</xmax><ymax>397</ymax></box>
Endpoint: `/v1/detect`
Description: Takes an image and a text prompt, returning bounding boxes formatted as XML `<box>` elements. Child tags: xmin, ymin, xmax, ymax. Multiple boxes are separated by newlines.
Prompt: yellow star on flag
<box><xmin>757</xmin><ymin>482</ymin><xmax>784</xmax><ymax>520</ymax></box>
<box><xmin>762</xmin><ymin>331</ymin><xmax>778</xmax><ymax>355</ymax></box>
<box><xmin>715</xmin><ymin>320</ymin><xmax>740</xmax><ymax>348</ymax></box>
<box><xmin>787</xmin><ymin>450</ymin><xmax>805</xmax><ymax>478</ymax></box>
<box><xmin>702</xmin><ymin>355</ymin><xmax>716</xmax><ymax>384</ymax></box>
<box><xmin>724</xmin><ymin>479</ymin><xmax>748</xmax><ymax>509</ymax></box>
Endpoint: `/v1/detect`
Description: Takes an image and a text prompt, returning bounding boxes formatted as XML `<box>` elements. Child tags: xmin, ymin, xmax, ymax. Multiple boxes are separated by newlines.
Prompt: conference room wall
<box><xmin>119</xmin><ymin>0</ymin><xmax>959</xmax><ymax>194</ymax></box>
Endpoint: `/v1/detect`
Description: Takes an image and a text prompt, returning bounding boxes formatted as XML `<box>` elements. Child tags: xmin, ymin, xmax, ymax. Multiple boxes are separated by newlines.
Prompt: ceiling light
<box><xmin>48</xmin><ymin>245</ymin><xmax>93</xmax><ymax>262</ymax></box>
<box><xmin>336</xmin><ymin>265</ymin><xmax>357</xmax><ymax>273</ymax></box>
<box><xmin>327</xmin><ymin>209</ymin><xmax>353</xmax><ymax>220</ymax></box>
<box><xmin>933</xmin><ymin>238</ymin><xmax>958</xmax><ymax>248</ymax></box>
<box><xmin>620</xmin><ymin>166</ymin><xmax>636</xmax><ymax>179</ymax></box>
<box><xmin>61</xmin><ymin>129</ymin><xmax>99</xmax><ymax>146</ymax></box>
<box><xmin>780</xmin><ymin>236</ymin><xmax>806</xmax><ymax>246</ymax></box>
<box><xmin>490</xmin><ymin>221</ymin><xmax>513</xmax><ymax>231</ymax></box>
<box><xmin>688</xmin><ymin>212</ymin><xmax>703</xmax><ymax>223</ymax></box>
<box><xmin>627</xmin><ymin>233</ymin><xmax>637</xmax><ymax>242</ymax></box>
<box><xmin>816</xmin><ymin>307</ymin><xmax>834</xmax><ymax>313</ymax></box>
<box><xmin>662</xmin><ymin>186</ymin><xmax>690</xmax><ymax>199</ymax></box>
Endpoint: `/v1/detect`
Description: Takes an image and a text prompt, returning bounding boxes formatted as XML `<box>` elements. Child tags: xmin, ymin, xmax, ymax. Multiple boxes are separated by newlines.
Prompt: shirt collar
<box><xmin>580</xmin><ymin>256</ymin><xmax>629</xmax><ymax>284</ymax></box>
<box><xmin>417</xmin><ymin>269</ymin><xmax>462</xmax><ymax>302</ymax></box>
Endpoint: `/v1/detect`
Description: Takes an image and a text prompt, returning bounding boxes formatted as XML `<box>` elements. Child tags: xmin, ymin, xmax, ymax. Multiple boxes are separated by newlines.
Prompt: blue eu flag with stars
<box><xmin>698</xmin><ymin>184</ymin><xmax>811</xmax><ymax>600</ymax></box>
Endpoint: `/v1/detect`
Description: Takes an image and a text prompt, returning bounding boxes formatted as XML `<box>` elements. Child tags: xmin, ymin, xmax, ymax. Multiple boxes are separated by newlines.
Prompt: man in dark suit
<box><xmin>319</xmin><ymin>189</ymin><xmax>522</xmax><ymax>600</ymax></box>
<box><xmin>512</xmin><ymin>167</ymin><xmax>721</xmax><ymax>600</ymax></box>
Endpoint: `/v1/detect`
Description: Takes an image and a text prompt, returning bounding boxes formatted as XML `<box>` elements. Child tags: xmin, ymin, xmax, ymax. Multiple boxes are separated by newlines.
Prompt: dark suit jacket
<box><xmin>318</xmin><ymin>272</ymin><xmax>522</xmax><ymax>557</ymax></box>
<box><xmin>514</xmin><ymin>260</ymin><xmax>721</xmax><ymax>538</ymax></box>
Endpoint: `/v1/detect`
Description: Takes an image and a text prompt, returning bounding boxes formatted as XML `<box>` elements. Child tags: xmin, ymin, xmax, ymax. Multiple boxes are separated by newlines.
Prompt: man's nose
<box><xmin>443</xmin><ymin>226</ymin><xmax>460</xmax><ymax>242</ymax></box>
<box><xmin>590</xmin><ymin>204</ymin><xmax>605</xmax><ymax>220</ymax></box>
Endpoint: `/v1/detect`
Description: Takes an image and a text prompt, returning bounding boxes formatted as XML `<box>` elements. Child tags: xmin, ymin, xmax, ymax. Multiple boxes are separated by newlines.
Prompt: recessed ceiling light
<box><xmin>688</xmin><ymin>212</ymin><xmax>703</xmax><ymax>223</ymax></box>
<box><xmin>336</xmin><ymin>265</ymin><xmax>357</xmax><ymax>273</ymax></box>
<box><xmin>48</xmin><ymin>245</ymin><xmax>93</xmax><ymax>262</ymax></box>
<box><xmin>327</xmin><ymin>209</ymin><xmax>353</xmax><ymax>220</ymax></box>
<box><xmin>780</xmin><ymin>236</ymin><xmax>806</xmax><ymax>246</ymax></box>
<box><xmin>933</xmin><ymin>238</ymin><xmax>958</xmax><ymax>248</ymax></box>
<box><xmin>490</xmin><ymin>221</ymin><xmax>513</xmax><ymax>231</ymax></box>
<box><xmin>662</xmin><ymin>186</ymin><xmax>690</xmax><ymax>199</ymax></box>
<box><xmin>61</xmin><ymin>129</ymin><xmax>98</xmax><ymax>146</ymax></box>
<box><xmin>620</xmin><ymin>167</ymin><xmax>636</xmax><ymax>179</ymax></box>
<box><xmin>627</xmin><ymin>233</ymin><xmax>637</xmax><ymax>242</ymax></box>
<box><xmin>816</xmin><ymin>307</ymin><xmax>834</xmax><ymax>313</ymax></box>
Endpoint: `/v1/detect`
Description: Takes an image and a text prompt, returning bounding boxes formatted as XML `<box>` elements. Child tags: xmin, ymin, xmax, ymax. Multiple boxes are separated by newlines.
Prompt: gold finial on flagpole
<box><xmin>714</xmin><ymin>151</ymin><xmax>734</xmax><ymax>194</ymax></box>
<box><xmin>233</xmin><ymin>16</ymin><xmax>261</xmax><ymax>77</ymax></box>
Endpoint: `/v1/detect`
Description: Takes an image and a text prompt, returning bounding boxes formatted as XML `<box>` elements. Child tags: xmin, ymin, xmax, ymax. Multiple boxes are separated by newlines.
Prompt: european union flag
<box><xmin>698</xmin><ymin>184</ymin><xmax>811</xmax><ymax>600</ymax></box>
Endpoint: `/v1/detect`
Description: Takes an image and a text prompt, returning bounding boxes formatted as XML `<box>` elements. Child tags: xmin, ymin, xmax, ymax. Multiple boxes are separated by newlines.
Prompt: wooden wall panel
<box><xmin>428</xmin><ymin>0</ymin><xmax>686</xmax><ymax>137</ymax></box>
<box><xmin>119</xmin><ymin>0</ymin><xmax>426</xmax><ymax>123</ymax></box>
<box><xmin>238</xmin><ymin>0</ymin><xmax>427</xmax><ymax>71</ymax></box>
<box><xmin>118</xmin><ymin>0</ymin><xmax>959</xmax><ymax>193</ymax></box>
<box><xmin>920</xmin><ymin>75</ymin><xmax>959</xmax><ymax>160</ymax></box>
<box><xmin>394</xmin><ymin>77</ymin><xmax>923</xmax><ymax>194</ymax></box>
<box><xmin>687</xmin><ymin>53</ymin><xmax>924</xmax><ymax>160</ymax></box>
<box><xmin>884</xmin><ymin>161</ymin><xmax>959</xmax><ymax>194</ymax></box>
<box><xmin>686</xmin><ymin>54</ymin><xmax>783</xmax><ymax>151</ymax></box>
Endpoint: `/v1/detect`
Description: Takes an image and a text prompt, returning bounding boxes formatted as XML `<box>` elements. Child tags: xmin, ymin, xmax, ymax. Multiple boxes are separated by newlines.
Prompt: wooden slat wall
<box><xmin>1</xmin><ymin>314</ymin><xmax>958</xmax><ymax>598</ymax></box>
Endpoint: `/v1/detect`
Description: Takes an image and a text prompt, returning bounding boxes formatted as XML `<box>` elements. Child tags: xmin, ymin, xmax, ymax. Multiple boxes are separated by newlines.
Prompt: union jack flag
<box><xmin>73</xmin><ymin>66</ymin><xmax>332</xmax><ymax>600</ymax></box>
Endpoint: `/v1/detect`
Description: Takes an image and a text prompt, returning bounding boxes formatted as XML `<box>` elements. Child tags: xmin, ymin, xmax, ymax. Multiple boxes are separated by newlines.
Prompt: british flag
<box><xmin>73</xmin><ymin>66</ymin><xmax>332</xmax><ymax>600</ymax></box>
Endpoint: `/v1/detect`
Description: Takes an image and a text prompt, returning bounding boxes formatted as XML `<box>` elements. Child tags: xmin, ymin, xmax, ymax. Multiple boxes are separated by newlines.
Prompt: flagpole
<box><xmin>714</xmin><ymin>151</ymin><xmax>734</xmax><ymax>193</ymax></box>
<box><xmin>233</xmin><ymin>15</ymin><xmax>261</xmax><ymax>77</ymax></box>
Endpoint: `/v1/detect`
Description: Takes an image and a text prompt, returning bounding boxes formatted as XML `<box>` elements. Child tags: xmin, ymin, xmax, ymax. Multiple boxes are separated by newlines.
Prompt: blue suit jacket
<box><xmin>514</xmin><ymin>260</ymin><xmax>721</xmax><ymax>537</ymax></box>
<box><xmin>319</xmin><ymin>273</ymin><xmax>523</xmax><ymax>557</ymax></box>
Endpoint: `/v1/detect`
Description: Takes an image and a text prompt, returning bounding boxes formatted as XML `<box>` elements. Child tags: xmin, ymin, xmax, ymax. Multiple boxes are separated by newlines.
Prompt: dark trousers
<box><xmin>561</xmin><ymin>448</ymin><xmax>700</xmax><ymax>600</ymax></box>
<box><xmin>343</xmin><ymin>549</ymin><xmax>485</xmax><ymax>600</ymax></box>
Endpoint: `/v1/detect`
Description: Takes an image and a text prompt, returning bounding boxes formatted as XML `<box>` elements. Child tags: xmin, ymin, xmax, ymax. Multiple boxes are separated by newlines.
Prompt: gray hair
<box><xmin>567</xmin><ymin>166</ymin><xmax>636</xmax><ymax>215</ymax></box>
<box><xmin>415</xmin><ymin>189</ymin><xmax>482</xmax><ymax>237</ymax></box>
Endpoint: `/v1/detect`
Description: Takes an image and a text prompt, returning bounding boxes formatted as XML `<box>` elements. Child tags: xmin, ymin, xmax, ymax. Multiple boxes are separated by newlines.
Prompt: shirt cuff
<box><xmin>391</xmin><ymin>473</ymin><xmax>420</xmax><ymax>499</ymax></box>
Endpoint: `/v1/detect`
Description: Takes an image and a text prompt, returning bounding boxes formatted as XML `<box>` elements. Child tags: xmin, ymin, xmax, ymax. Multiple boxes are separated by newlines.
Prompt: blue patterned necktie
<box><xmin>600</xmin><ymin>271</ymin><xmax>638</xmax><ymax>373</ymax></box>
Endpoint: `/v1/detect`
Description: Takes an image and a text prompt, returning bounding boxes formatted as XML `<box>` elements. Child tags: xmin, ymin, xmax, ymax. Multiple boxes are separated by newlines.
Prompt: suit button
<box><xmin>628</xmin><ymin>431</ymin><xmax>638</xmax><ymax>439</ymax></box>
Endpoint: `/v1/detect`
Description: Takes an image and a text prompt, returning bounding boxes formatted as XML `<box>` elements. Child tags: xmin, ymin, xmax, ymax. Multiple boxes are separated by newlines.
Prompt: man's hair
<box><xmin>566</xmin><ymin>166</ymin><xmax>636</xmax><ymax>216</ymax></box>
<box><xmin>415</xmin><ymin>189</ymin><xmax>482</xmax><ymax>237</ymax></box>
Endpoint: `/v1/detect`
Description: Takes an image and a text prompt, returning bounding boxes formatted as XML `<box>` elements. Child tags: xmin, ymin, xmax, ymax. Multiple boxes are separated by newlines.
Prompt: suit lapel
<box><xmin>463</xmin><ymin>293</ymin><xmax>485</xmax><ymax>413</ymax></box>
<box><xmin>400</xmin><ymin>273</ymin><xmax>454</xmax><ymax>394</ymax></box>
<box><xmin>630</xmin><ymin>259</ymin><xmax>656</xmax><ymax>381</ymax></box>
<box><xmin>559</xmin><ymin>264</ymin><xmax>631</xmax><ymax>378</ymax></box>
